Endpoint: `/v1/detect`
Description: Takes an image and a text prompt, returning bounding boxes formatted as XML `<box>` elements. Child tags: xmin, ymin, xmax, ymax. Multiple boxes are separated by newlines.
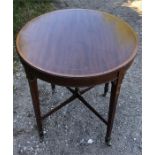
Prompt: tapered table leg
<box><xmin>105</xmin><ymin>73</ymin><xmax>124</xmax><ymax>146</ymax></box>
<box><xmin>103</xmin><ymin>83</ymin><xmax>109</xmax><ymax>97</ymax></box>
<box><xmin>51</xmin><ymin>83</ymin><xmax>56</xmax><ymax>94</ymax></box>
<box><xmin>28</xmin><ymin>78</ymin><xmax>43</xmax><ymax>139</ymax></box>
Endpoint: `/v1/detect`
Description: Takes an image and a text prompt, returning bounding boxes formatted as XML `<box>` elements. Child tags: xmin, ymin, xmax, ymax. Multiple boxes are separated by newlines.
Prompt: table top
<box><xmin>16</xmin><ymin>9</ymin><xmax>137</xmax><ymax>79</ymax></box>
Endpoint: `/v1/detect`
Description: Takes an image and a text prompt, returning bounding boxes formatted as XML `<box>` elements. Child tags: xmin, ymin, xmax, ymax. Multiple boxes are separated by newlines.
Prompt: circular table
<box><xmin>16</xmin><ymin>9</ymin><xmax>138</xmax><ymax>146</ymax></box>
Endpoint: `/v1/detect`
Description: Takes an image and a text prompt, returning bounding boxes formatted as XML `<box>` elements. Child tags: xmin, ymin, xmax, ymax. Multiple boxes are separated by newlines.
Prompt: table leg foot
<box><xmin>39</xmin><ymin>132</ymin><xmax>44</xmax><ymax>142</ymax></box>
<box><xmin>39</xmin><ymin>131</ymin><xmax>44</xmax><ymax>138</ymax></box>
<box><xmin>105</xmin><ymin>136</ymin><xmax>112</xmax><ymax>146</ymax></box>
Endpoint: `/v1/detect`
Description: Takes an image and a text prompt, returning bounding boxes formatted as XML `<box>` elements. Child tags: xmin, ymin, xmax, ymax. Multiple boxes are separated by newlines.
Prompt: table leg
<box><xmin>105</xmin><ymin>73</ymin><xmax>124</xmax><ymax>146</ymax></box>
<box><xmin>51</xmin><ymin>83</ymin><xmax>56</xmax><ymax>94</ymax></box>
<box><xmin>103</xmin><ymin>83</ymin><xmax>109</xmax><ymax>97</ymax></box>
<box><xmin>28</xmin><ymin>78</ymin><xmax>43</xmax><ymax>139</ymax></box>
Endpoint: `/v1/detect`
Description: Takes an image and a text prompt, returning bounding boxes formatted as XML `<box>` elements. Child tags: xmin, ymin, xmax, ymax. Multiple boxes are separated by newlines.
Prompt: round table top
<box><xmin>16</xmin><ymin>9</ymin><xmax>137</xmax><ymax>79</ymax></box>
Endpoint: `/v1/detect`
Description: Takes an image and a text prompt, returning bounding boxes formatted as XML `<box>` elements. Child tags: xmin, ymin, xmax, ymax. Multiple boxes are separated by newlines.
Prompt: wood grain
<box><xmin>16</xmin><ymin>9</ymin><xmax>138</xmax><ymax>79</ymax></box>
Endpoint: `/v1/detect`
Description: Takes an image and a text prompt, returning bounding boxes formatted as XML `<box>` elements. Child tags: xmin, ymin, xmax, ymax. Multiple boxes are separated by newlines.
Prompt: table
<box><xmin>16</xmin><ymin>9</ymin><xmax>138</xmax><ymax>146</ymax></box>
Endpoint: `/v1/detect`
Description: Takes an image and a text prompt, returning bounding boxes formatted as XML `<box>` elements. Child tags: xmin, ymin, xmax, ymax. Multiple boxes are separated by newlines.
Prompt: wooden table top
<box><xmin>16</xmin><ymin>9</ymin><xmax>137</xmax><ymax>79</ymax></box>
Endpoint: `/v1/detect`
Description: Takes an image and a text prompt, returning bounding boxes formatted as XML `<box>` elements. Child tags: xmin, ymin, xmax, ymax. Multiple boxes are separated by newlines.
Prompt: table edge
<box><xmin>16</xmin><ymin>9</ymin><xmax>138</xmax><ymax>79</ymax></box>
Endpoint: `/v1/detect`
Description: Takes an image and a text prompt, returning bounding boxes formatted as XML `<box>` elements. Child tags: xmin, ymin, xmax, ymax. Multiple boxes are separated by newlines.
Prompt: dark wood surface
<box><xmin>16</xmin><ymin>9</ymin><xmax>138</xmax><ymax>143</ymax></box>
<box><xmin>16</xmin><ymin>9</ymin><xmax>137</xmax><ymax>86</ymax></box>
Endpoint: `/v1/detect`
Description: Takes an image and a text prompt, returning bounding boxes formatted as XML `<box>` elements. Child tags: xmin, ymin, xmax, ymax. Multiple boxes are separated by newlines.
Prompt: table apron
<box><xmin>20</xmin><ymin>58</ymin><xmax>133</xmax><ymax>87</ymax></box>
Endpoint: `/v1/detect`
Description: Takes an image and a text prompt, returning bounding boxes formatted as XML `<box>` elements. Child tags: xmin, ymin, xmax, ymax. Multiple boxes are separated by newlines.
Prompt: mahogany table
<box><xmin>16</xmin><ymin>9</ymin><xmax>138</xmax><ymax>146</ymax></box>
